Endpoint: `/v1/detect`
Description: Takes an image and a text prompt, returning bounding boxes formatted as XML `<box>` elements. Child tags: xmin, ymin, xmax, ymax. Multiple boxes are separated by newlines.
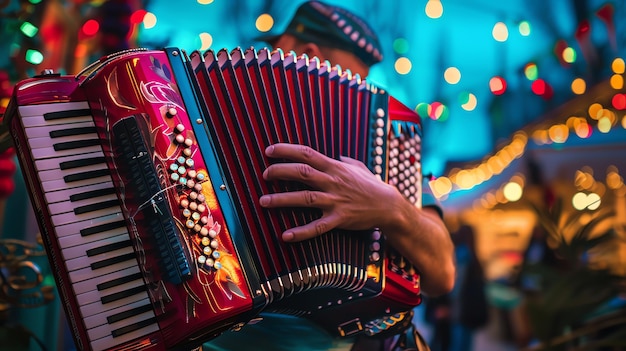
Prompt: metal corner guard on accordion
<box><xmin>0</xmin><ymin>46</ymin><xmax>424</xmax><ymax>351</ymax></box>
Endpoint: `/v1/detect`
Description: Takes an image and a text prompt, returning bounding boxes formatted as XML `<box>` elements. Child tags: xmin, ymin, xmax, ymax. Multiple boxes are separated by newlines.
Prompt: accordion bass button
<box><xmin>166</xmin><ymin>107</ymin><xmax>178</xmax><ymax>118</ymax></box>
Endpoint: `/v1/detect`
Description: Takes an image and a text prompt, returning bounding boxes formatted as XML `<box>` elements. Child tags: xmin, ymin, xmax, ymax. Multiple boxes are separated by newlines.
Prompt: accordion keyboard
<box><xmin>19</xmin><ymin>101</ymin><xmax>160</xmax><ymax>351</ymax></box>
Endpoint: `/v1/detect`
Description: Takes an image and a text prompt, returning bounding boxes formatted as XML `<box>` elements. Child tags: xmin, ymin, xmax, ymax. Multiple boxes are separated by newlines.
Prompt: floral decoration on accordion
<box><xmin>139</xmin><ymin>52</ymin><xmax>246</xmax><ymax>304</ymax></box>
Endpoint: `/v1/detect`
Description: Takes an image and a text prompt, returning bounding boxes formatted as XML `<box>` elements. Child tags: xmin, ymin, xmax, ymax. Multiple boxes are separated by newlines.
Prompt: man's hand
<box><xmin>259</xmin><ymin>142</ymin><xmax>456</xmax><ymax>296</ymax></box>
<box><xmin>259</xmin><ymin>143</ymin><xmax>400</xmax><ymax>242</ymax></box>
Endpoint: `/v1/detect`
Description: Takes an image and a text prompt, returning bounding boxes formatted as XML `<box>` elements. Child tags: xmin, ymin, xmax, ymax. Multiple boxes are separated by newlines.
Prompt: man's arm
<box><xmin>259</xmin><ymin>143</ymin><xmax>455</xmax><ymax>297</ymax></box>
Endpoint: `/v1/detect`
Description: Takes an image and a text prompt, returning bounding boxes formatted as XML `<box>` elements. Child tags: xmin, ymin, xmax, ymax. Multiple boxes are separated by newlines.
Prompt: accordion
<box><xmin>1</xmin><ymin>46</ymin><xmax>424</xmax><ymax>351</ymax></box>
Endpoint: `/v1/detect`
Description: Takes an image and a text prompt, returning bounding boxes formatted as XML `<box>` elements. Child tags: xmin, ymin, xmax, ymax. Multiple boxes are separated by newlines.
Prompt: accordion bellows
<box><xmin>2</xmin><ymin>46</ymin><xmax>424</xmax><ymax>351</ymax></box>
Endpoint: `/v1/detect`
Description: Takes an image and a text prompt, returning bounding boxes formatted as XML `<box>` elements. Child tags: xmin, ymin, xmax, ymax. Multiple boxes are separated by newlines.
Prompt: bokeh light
<box><xmin>489</xmin><ymin>76</ymin><xmax>507</xmax><ymax>95</ymax></box>
<box><xmin>393</xmin><ymin>38</ymin><xmax>409</xmax><ymax>54</ymax></box>
<box><xmin>524</xmin><ymin>63</ymin><xmax>538</xmax><ymax>80</ymax></box>
<box><xmin>571</xmin><ymin>78</ymin><xmax>586</xmax><ymax>95</ymax></box>
<box><xmin>610</xmin><ymin>74</ymin><xmax>624</xmax><ymax>89</ymax></box>
<box><xmin>444</xmin><ymin>67</ymin><xmax>461</xmax><ymax>84</ymax></box>
<box><xmin>131</xmin><ymin>10</ymin><xmax>147</xmax><ymax>24</ymax></box>
<box><xmin>606</xmin><ymin>166</ymin><xmax>624</xmax><ymax>190</ymax></box>
<box><xmin>199</xmin><ymin>32</ymin><xmax>213</xmax><ymax>51</ymax></box>
<box><xmin>612</xmin><ymin>93</ymin><xmax>626</xmax><ymax>110</ymax></box>
<box><xmin>518</xmin><ymin>21</ymin><xmax>531</xmax><ymax>36</ymax></box>
<box><xmin>492</xmin><ymin>22</ymin><xmax>509</xmax><ymax>42</ymax></box>
<box><xmin>425</xmin><ymin>0</ymin><xmax>443</xmax><ymax>19</ymax></box>
<box><xmin>531</xmin><ymin>79</ymin><xmax>546</xmax><ymax>95</ymax></box>
<box><xmin>20</xmin><ymin>22</ymin><xmax>38</xmax><ymax>37</ymax></box>
<box><xmin>572</xmin><ymin>192</ymin><xmax>601</xmax><ymax>210</ymax></box>
<box><xmin>588</xmin><ymin>103</ymin><xmax>603</xmax><ymax>119</ymax></box>
<box><xmin>461</xmin><ymin>93</ymin><xmax>477</xmax><ymax>111</ymax></box>
<box><xmin>25</xmin><ymin>49</ymin><xmax>43</xmax><ymax>64</ymax></box>
<box><xmin>503</xmin><ymin>182</ymin><xmax>523</xmax><ymax>202</ymax></box>
<box><xmin>612</xmin><ymin>57</ymin><xmax>625</xmax><ymax>74</ymax></box>
<box><xmin>415</xmin><ymin>102</ymin><xmax>430</xmax><ymax>118</ymax></box>
<box><xmin>548</xmin><ymin>124</ymin><xmax>569</xmax><ymax>143</ymax></box>
<box><xmin>143</xmin><ymin>12</ymin><xmax>157</xmax><ymax>29</ymax></box>
<box><xmin>429</xmin><ymin>101</ymin><xmax>449</xmax><ymax>121</ymax></box>
<box><xmin>598</xmin><ymin>116</ymin><xmax>612</xmax><ymax>133</ymax></box>
<box><xmin>574</xmin><ymin>121</ymin><xmax>592</xmax><ymax>138</ymax></box>
<box><xmin>256</xmin><ymin>13</ymin><xmax>274</xmax><ymax>32</ymax></box>
<box><xmin>562</xmin><ymin>47</ymin><xmax>576</xmax><ymax>63</ymax></box>
<box><xmin>394</xmin><ymin>57</ymin><xmax>412</xmax><ymax>75</ymax></box>
<box><xmin>81</xmin><ymin>19</ymin><xmax>100</xmax><ymax>36</ymax></box>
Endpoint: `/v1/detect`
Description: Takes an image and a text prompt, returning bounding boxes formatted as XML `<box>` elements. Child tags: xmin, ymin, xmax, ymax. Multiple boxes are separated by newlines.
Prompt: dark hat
<box><xmin>255</xmin><ymin>1</ymin><xmax>383</xmax><ymax>67</ymax></box>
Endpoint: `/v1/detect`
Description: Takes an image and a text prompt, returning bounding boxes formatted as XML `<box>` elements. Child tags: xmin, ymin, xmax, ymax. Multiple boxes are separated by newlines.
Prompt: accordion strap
<box><xmin>350</xmin><ymin>323</ymin><xmax>431</xmax><ymax>351</ymax></box>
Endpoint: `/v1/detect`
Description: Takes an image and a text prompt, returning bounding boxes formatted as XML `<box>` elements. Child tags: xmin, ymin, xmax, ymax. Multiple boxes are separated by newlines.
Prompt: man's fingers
<box><xmin>263</xmin><ymin>162</ymin><xmax>332</xmax><ymax>188</ymax></box>
<box><xmin>266</xmin><ymin>143</ymin><xmax>334</xmax><ymax>171</ymax></box>
<box><xmin>259</xmin><ymin>190</ymin><xmax>332</xmax><ymax>209</ymax></box>
<box><xmin>281</xmin><ymin>215</ymin><xmax>341</xmax><ymax>242</ymax></box>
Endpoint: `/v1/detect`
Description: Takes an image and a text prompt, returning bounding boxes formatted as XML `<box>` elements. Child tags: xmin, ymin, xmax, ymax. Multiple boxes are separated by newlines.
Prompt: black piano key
<box><xmin>64</xmin><ymin>168</ymin><xmax>110</xmax><ymax>183</ymax></box>
<box><xmin>44</xmin><ymin>108</ymin><xmax>92</xmax><ymax>121</ymax></box>
<box><xmin>60</xmin><ymin>156</ymin><xmax>107</xmax><ymax>170</ymax></box>
<box><xmin>100</xmin><ymin>285</ymin><xmax>146</xmax><ymax>305</ymax></box>
<box><xmin>107</xmin><ymin>303</ymin><xmax>153</xmax><ymax>324</ymax></box>
<box><xmin>97</xmin><ymin>272</ymin><xmax>144</xmax><ymax>291</ymax></box>
<box><xmin>111</xmin><ymin>317</ymin><xmax>157</xmax><ymax>338</ymax></box>
<box><xmin>80</xmin><ymin>220</ymin><xmax>126</xmax><ymax>237</ymax></box>
<box><xmin>86</xmin><ymin>239</ymin><xmax>132</xmax><ymax>257</ymax></box>
<box><xmin>69</xmin><ymin>186</ymin><xmax>116</xmax><ymax>202</ymax></box>
<box><xmin>90</xmin><ymin>252</ymin><xmax>136</xmax><ymax>270</ymax></box>
<box><xmin>53</xmin><ymin>138</ymin><xmax>101</xmax><ymax>151</ymax></box>
<box><xmin>49</xmin><ymin>126</ymin><xmax>97</xmax><ymax>138</ymax></box>
<box><xmin>74</xmin><ymin>199</ymin><xmax>120</xmax><ymax>215</ymax></box>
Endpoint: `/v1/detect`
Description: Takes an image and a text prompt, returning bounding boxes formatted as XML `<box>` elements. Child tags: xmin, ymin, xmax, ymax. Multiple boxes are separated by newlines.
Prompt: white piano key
<box><xmin>52</xmin><ymin>204</ymin><xmax>122</xmax><ymax>227</ymax></box>
<box><xmin>76</xmin><ymin>276</ymin><xmax>145</xmax><ymax>308</ymax></box>
<box><xmin>62</xmin><ymin>232</ymin><xmax>130</xmax><ymax>260</ymax></box>
<box><xmin>59</xmin><ymin>225</ymin><xmax>129</xmax><ymax>251</ymax></box>
<box><xmin>28</xmin><ymin>132</ymin><xmax>100</xmax><ymax>150</ymax></box>
<box><xmin>65</xmin><ymin>245</ymin><xmax>135</xmax><ymax>272</ymax></box>
<box><xmin>32</xmin><ymin>143</ymin><xmax>103</xmax><ymax>160</ymax></box>
<box><xmin>36</xmin><ymin>151</ymin><xmax>105</xmax><ymax>172</ymax></box>
<box><xmin>89</xmin><ymin>319</ymin><xmax>159</xmax><ymax>351</ymax></box>
<box><xmin>45</xmin><ymin>181</ymin><xmax>114</xmax><ymax>205</ymax></box>
<box><xmin>39</xmin><ymin>162</ymin><xmax>109</xmax><ymax>182</ymax></box>
<box><xmin>18</xmin><ymin>101</ymin><xmax>90</xmax><ymax>117</ymax></box>
<box><xmin>73</xmin><ymin>265</ymin><xmax>141</xmax><ymax>295</ymax></box>
<box><xmin>21</xmin><ymin>113</ymin><xmax>95</xmax><ymax>128</ymax></box>
<box><xmin>83</xmin><ymin>297</ymin><xmax>151</xmax><ymax>329</ymax></box>
<box><xmin>80</xmin><ymin>291</ymin><xmax>148</xmax><ymax>322</ymax></box>
<box><xmin>49</xmin><ymin>193</ymin><xmax>118</xmax><ymax>216</ymax></box>
<box><xmin>54</xmin><ymin>212</ymin><xmax>125</xmax><ymax>239</ymax></box>
<box><xmin>69</xmin><ymin>256</ymin><xmax>137</xmax><ymax>284</ymax></box>
<box><xmin>24</xmin><ymin>120</ymin><xmax>95</xmax><ymax>139</ymax></box>
<box><xmin>88</xmin><ymin>310</ymin><xmax>155</xmax><ymax>342</ymax></box>
<box><xmin>43</xmin><ymin>172</ymin><xmax>113</xmax><ymax>195</ymax></box>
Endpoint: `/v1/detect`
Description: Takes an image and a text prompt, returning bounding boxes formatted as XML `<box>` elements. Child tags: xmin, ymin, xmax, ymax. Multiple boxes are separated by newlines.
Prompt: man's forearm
<box><xmin>380</xmin><ymin>194</ymin><xmax>456</xmax><ymax>297</ymax></box>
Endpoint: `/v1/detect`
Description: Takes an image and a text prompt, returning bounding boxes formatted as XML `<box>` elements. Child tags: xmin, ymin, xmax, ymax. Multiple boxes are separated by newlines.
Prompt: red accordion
<box><xmin>1</xmin><ymin>47</ymin><xmax>424</xmax><ymax>351</ymax></box>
